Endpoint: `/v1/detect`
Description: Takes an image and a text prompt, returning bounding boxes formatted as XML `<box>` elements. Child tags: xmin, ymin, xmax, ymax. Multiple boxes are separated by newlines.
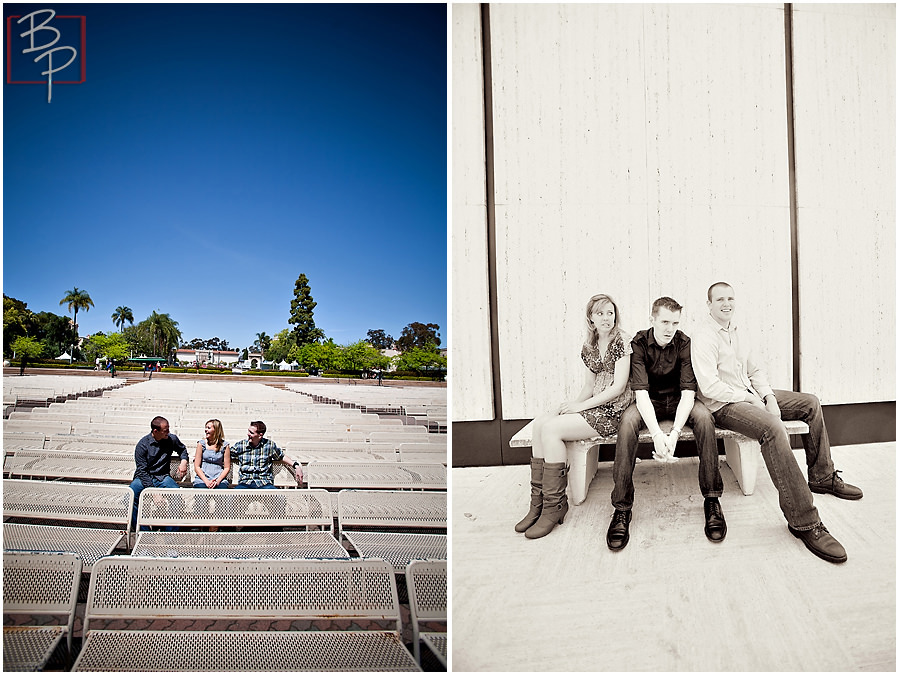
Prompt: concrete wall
<box><xmin>451</xmin><ymin>3</ymin><xmax>895</xmax><ymax>461</ymax></box>
<box><xmin>791</xmin><ymin>3</ymin><xmax>895</xmax><ymax>403</ymax></box>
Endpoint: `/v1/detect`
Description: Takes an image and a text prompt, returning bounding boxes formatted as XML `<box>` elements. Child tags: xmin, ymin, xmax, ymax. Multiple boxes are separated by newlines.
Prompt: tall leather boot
<box><xmin>514</xmin><ymin>457</ymin><xmax>544</xmax><ymax>533</ymax></box>
<box><xmin>524</xmin><ymin>462</ymin><xmax>568</xmax><ymax>539</ymax></box>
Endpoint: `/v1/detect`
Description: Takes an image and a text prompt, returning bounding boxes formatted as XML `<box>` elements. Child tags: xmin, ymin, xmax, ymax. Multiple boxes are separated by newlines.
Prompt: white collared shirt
<box><xmin>690</xmin><ymin>314</ymin><xmax>774</xmax><ymax>413</ymax></box>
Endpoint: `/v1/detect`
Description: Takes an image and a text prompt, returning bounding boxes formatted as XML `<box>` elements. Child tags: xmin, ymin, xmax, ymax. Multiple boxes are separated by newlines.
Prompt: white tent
<box><xmin>55</xmin><ymin>352</ymin><xmax>71</xmax><ymax>361</ymax></box>
<box><xmin>278</xmin><ymin>359</ymin><xmax>291</xmax><ymax>371</ymax></box>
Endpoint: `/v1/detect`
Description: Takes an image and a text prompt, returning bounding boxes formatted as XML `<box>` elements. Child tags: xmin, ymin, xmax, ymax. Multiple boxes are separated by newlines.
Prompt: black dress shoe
<box><xmin>808</xmin><ymin>470</ymin><xmax>863</xmax><ymax>500</ymax></box>
<box><xmin>606</xmin><ymin>509</ymin><xmax>631</xmax><ymax>551</ymax></box>
<box><xmin>703</xmin><ymin>497</ymin><xmax>726</xmax><ymax>542</ymax></box>
<box><xmin>788</xmin><ymin>522</ymin><xmax>847</xmax><ymax>563</ymax></box>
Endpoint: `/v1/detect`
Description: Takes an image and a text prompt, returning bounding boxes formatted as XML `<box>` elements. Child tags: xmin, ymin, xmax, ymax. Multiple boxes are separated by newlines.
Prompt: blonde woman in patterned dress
<box><xmin>515</xmin><ymin>293</ymin><xmax>634</xmax><ymax>539</ymax></box>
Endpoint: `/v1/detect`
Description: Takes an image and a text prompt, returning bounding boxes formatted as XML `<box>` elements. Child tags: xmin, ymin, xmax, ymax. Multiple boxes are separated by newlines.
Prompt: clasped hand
<box><xmin>651</xmin><ymin>431</ymin><xmax>679</xmax><ymax>463</ymax></box>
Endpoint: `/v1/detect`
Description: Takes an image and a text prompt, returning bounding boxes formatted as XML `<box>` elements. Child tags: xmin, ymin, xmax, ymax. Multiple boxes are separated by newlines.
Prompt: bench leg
<box><xmin>565</xmin><ymin>442</ymin><xmax>599</xmax><ymax>506</ymax></box>
<box><xmin>724</xmin><ymin>437</ymin><xmax>759</xmax><ymax>496</ymax></box>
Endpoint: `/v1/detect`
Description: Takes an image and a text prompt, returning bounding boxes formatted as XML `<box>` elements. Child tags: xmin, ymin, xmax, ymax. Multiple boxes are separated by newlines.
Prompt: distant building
<box><xmin>175</xmin><ymin>348</ymin><xmax>240</xmax><ymax>367</ymax></box>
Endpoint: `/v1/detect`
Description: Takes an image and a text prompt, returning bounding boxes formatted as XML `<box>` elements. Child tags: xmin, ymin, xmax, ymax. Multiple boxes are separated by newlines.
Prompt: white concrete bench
<box><xmin>337</xmin><ymin>489</ymin><xmax>447</xmax><ymax>572</ymax></box>
<box><xmin>510</xmin><ymin>419</ymin><xmax>810</xmax><ymax>505</ymax></box>
<box><xmin>405</xmin><ymin>559</ymin><xmax>447</xmax><ymax>668</ymax></box>
<box><xmin>3</xmin><ymin>479</ymin><xmax>133</xmax><ymax>571</ymax></box>
<box><xmin>73</xmin><ymin>557</ymin><xmax>420</xmax><ymax>672</ymax></box>
<box><xmin>3</xmin><ymin>551</ymin><xmax>82</xmax><ymax>671</ymax></box>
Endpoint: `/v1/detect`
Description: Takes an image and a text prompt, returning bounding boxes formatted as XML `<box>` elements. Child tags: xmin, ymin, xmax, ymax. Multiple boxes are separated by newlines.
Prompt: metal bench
<box><xmin>72</xmin><ymin>557</ymin><xmax>420</xmax><ymax>672</ymax></box>
<box><xmin>405</xmin><ymin>559</ymin><xmax>447</xmax><ymax>668</ymax></box>
<box><xmin>3</xmin><ymin>551</ymin><xmax>82</xmax><ymax>672</ymax></box>
<box><xmin>510</xmin><ymin>418</ymin><xmax>811</xmax><ymax>505</ymax></box>
<box><xmin>337</xmin><ymin>490</ymin><xmax>447</xmax><ymax>572</ymax></box>
<box><xmin>307</xmin><ymin>461</ymin><xmax>447</xmax><ymax>491</ymax></box>
<box><xmin>3</xmin><ymin>479</ymin><xmax>133</xmax><ymax>571</ymax></box>
<box><xmin>4</xmin><ymin>450</ymin><xmax>190</xmax><ymax>486</ymax></box>
<box><xmin>132</xmin><ymin>488</ymin><xmax>347</xmax><ymax>560</ymax></box>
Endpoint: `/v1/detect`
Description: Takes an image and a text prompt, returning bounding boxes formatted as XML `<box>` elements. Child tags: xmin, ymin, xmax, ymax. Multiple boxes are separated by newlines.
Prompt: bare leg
<box><xmin>531</xmin><ymin>412</ymin><xmax>559</xmax><ymax>459</ymax></box>
<box><xmin>539</xmin><ymin>413</ymin><xmax>598</xmax><ymax>464</ymax></box>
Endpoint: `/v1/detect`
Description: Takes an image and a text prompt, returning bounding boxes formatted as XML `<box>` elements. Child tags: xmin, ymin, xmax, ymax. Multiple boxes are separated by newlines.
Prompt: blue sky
<box><xmin>3</xmin><ymin>3</ymin><xmax>447</xmax><ymax>353</ymax></box>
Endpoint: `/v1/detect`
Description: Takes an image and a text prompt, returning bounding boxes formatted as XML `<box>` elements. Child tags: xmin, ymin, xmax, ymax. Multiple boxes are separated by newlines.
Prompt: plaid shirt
<box><xmin>230</xmin><ymin>437</ymin><xmax>283</xmax><ymax>487</ymax></box>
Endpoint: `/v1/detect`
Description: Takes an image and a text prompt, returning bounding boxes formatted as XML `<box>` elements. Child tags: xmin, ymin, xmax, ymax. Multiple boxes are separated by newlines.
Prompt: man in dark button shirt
<box><xmin>129</xmin><ymin>416</ymin><xmax>189</xmax><ymax>527</ymax></box>
<box><xmin>606</xmin><ymin>297</ymin><xmax>724</xmax><ymax>551</ymax></box>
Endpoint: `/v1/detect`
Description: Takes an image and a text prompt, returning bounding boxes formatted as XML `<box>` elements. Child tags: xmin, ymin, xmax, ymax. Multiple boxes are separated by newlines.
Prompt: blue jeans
<box><xmin>129</xmin><ymin>475</ymin><xmax>180</xmax><ymax>529</ymax></box>
<box><xmin>612</xmin><ymin>397</ymin><xmax>722</xmax><ymax>510</ymax></box>
<box><xmin>712</xmin><ymin>389</ymin><xmax>833</xmax><ymax>530</ymax></box>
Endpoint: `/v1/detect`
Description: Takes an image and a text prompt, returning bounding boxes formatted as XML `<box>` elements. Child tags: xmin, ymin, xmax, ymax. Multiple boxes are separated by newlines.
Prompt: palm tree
<box><xmin>59</xmin><ymin>287</ymin><xmax>94</xmax><ymax>361</ymax></box>
<box><xmin>111</xmin><ymin>306</ymin><xmax>134</xmax><ymax>331</ymax></box>
<box><xmin>255</xmin><ymin>331</ymin><xmax>271</xmax><ymax>358</ymax></box>
<box><xmin>140</xmin><ymin>311</ymin><xmax>182</xmax><ymax>358</ymax></box>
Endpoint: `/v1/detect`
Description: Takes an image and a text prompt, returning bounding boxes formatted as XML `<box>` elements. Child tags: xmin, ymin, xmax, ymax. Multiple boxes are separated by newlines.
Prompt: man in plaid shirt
<box><xmin>231</xmin><ymin>420</ymin><xmax>303</xmax><ymax>488</ymax></box>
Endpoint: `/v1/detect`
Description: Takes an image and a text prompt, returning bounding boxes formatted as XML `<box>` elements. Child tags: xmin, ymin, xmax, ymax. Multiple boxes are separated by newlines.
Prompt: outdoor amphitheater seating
<box><xmin>3</xmin><ymin>479</ymin><xmax>132</xmax><ymax>571</ymax></box>
<box><xmin>306</xmin><ymin>461</ymin><xmax>447</xmax><ymax>490</ymax></box>
<box><xmin>3</xmin><ymin>551</ymin><xmax>83</xmax><ymax>671</ymax></box>
<box><xmin>406</xmin><ymin>559</ymin><xmax>448</xmax><ymax>667</ymax></box>
<box><xmin>132</xmin><ymin>487</ymin><xmax>348</xmax><ymax>560</ymax></box>
<box><xmin>72</xmin><ymin>557</ymin><xmax>421</xmax><ymax>672</ymax></box>
<box><xmin>337</xmin><ymin>489</ymin><xmax>447</xmax><ymax>572</ymax></box>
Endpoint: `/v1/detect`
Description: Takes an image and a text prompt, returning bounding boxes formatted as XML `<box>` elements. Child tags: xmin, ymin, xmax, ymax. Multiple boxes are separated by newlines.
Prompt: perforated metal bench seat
<box><xmin>74</xmin><ymin>557</ymin><xmax>419</xmax><ymax>672</ymax></box>
<box><xmin>306</xmin><ymin>462</ymin><xmax>446</xmax><ymax>490</ymax></box>
<box><xmin>136</xmin><ymin>488</ymin><xmax>334</xmax><ymax>531</ymax></box>
<box><xmin>338</xmin><ymin>490</ymin><xmax>447</xmax><ymax>572</ymax></box>
<box><xmin>4</xmin><ymin>451</ymin><xmax>189</xmax><ymax>485</ymax></box>
<box><xmin>4</xmin><ymin>551</ymin><xmax>82</xmax><ymax>671</ymax></box>
<box><xmin>72</xmin><ymin>630</ymin><xmax>420</xmax><ymax>671</ymax></box>
<box><xmin>131</xmin><ymin>530</ymin><xmax>349</xmax><ymax>560</ymax></box>
<box><xmin>405</xmin><ymin>560</ymin><xmax>447</xmax><ymax>668</ymax></box>
<box><xmin>3</xmin><ymin>625</ymin><xmax>67</xmax><ymax>672</ymax></box>
<box><xmin>510</xmin><ymin>418</ymin><xmax>810</xmax><ymax>504</ymax></box>
<box><xmin>346</xmin><ymin>532</ymin><xmax>447</xmax><ymax>573</ymax></box>
<box><xmin>4</xmin><ymin>524</ymin><xmax>125</xmax><ymax>571</ymax></box>
<box><xmin>3</xmin><ymin>480</ymin><xmax>133</xmax><ymax>568</ymax></box>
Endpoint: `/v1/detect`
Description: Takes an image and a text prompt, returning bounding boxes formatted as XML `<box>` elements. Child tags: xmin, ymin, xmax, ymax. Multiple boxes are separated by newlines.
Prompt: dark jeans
<box><xmin>612</xmin><ymin>396</ymin><xmax>723</xmax><ymax>511</ymax></box>
<box><xmin>712</xmin><ymin>389</ymin><xmax>832</xmax><ymax>530</ymax></box>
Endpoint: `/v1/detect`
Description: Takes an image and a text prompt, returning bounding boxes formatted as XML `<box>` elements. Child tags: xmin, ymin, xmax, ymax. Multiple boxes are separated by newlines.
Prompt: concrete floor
<box><xmin>451</xmin><ymin>443</ymin><xmax>895</xmax><ymax>672</ymax></box>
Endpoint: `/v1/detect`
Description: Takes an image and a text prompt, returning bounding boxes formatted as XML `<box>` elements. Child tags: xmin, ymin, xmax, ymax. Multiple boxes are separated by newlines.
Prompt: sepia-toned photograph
<box><xmin>451</xmin><ymin>3</ymin><xmax>894</xmax><ymax>671</ymax></box>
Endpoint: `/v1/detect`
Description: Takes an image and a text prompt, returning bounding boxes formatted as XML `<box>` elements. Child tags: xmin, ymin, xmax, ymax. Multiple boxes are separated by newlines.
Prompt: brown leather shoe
<box><xmin>788</xmin><ymin>522</ymin><xmax>847</xmax><ymax>563</ymax></box>
<box><xmin>808</xmin><ymin>470</ymin><xmax>863</xmax><ymax>500</ymax></box>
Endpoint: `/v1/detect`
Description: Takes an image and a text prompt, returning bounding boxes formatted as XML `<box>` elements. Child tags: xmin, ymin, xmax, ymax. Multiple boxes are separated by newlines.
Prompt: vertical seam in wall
<box><xmin>481</xmin><ymin>3</ymin><xmax>503</xmax><ymax>423</ymax></box>
<box><xmin>784</xmin><ymin>3</ymin><xmax>801</xmax><ymax>392</ymax></box>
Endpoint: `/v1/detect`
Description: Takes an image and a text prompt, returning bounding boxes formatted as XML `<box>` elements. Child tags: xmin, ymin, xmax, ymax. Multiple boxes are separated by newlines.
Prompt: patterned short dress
<box><xmin>578</xmin><ymin>330</ymin><xmax>634</xmax><ymax>436</ymax></box>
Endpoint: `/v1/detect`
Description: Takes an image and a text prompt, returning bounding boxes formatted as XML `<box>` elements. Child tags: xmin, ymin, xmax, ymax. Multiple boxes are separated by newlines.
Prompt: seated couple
<box><xmin>515</xmin><ymin>284</ymin><xmax>861</xmax><ymax>564</ymax></box>
<box><xmin>128</xmin><ymin>417</ymin><xmax>304</xmax><ymax>527</ymax></box>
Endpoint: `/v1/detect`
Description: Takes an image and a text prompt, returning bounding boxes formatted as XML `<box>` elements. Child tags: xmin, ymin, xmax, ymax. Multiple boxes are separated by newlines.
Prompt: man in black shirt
<box><xmin>606</xmin><ymin>297</ymin><xmax>724</xmax><ymax>551</ymax></box>
<box><xmin>129</xmin><ymin>416</ymin><xmax>189</xmax><ymax>527</ymax></box>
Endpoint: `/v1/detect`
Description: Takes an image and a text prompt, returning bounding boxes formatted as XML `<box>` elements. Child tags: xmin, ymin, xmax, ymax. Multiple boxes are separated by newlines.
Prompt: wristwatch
<box><xmin>292</xmin><ymin>461</ymin><xmax>300</xmax><ymax>468</ymax></box>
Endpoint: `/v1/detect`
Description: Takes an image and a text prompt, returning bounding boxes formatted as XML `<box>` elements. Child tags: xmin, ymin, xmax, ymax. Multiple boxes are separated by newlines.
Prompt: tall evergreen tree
<box><xmin>288</xmin><ymin>273</ymin><xmax>325</xmax><ymax>346</ymax></box>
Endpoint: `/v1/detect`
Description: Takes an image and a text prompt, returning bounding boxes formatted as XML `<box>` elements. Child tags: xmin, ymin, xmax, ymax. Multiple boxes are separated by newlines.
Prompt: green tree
<box><xmin>366</xmin><ymin>329</ymin><xmax>394</xmax><ymax>350</ymax></box>
<box><xmin>4</xmin><ymin>295</ymin><xmax>36</xmax><ymax>356</ymax></box>
<box><xmin>32</xmin><ymin>311</ymin><xmax>72</xmax><ymax>359</ymax></box>
<box><xmin>138</xmin><ymin>311</ymin><xmax>182</xmax><ymax>358</ymax></box>
<box><xmin>394</xmin><ymin>346</ymin><xmax>447</xmax><ymax>375</ymax></box>
<box><xmin>82</xmin><ymin>333</ymin><xmax>130</xmax><ymax>364</ymax></box>
<box><xmin>11</xmin><ymin>335</ymin><xmax>45</xmax><ymax>360</ymax></box>
<box><xmin>338</xmin><ymin>340</ymin><xmax>391</xmax><ymax>372</ymax></box>
<box><xmin>122</xmin><ymin>324</ymin><xmax>152</xmax><ymax>357</ymax></box>
<box><xmin>396</xmin><ymin>322</ymin><xmax>441</xmax><ymax>352</ymax></box>
<box><xmin>59</xmin><ymin>287</ymin><xmax>94</xmax><ymax>360</ymax></box>
<box><xmin>288</xmin><ymin>273</ymin><xmax>325</xmax><ymax>346</ymax></box>
<box><xmin>253</xmin><ymin>332</ymin><xmax>272</xmax><ymax>358</ymax></box>
<box><xmin>266</xmin><ymin>329</ymin><xmax>294</xmax><ymax>364</ymax></box>
<box><xmin>290</xmin><ymin>339</ymin><xmax>339</xmax><ymax>372</ymax></box>
<box><xmin>111</xmin><ymin>306</ymin><xmax>134</xmax><ymax>331</ymax></box>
